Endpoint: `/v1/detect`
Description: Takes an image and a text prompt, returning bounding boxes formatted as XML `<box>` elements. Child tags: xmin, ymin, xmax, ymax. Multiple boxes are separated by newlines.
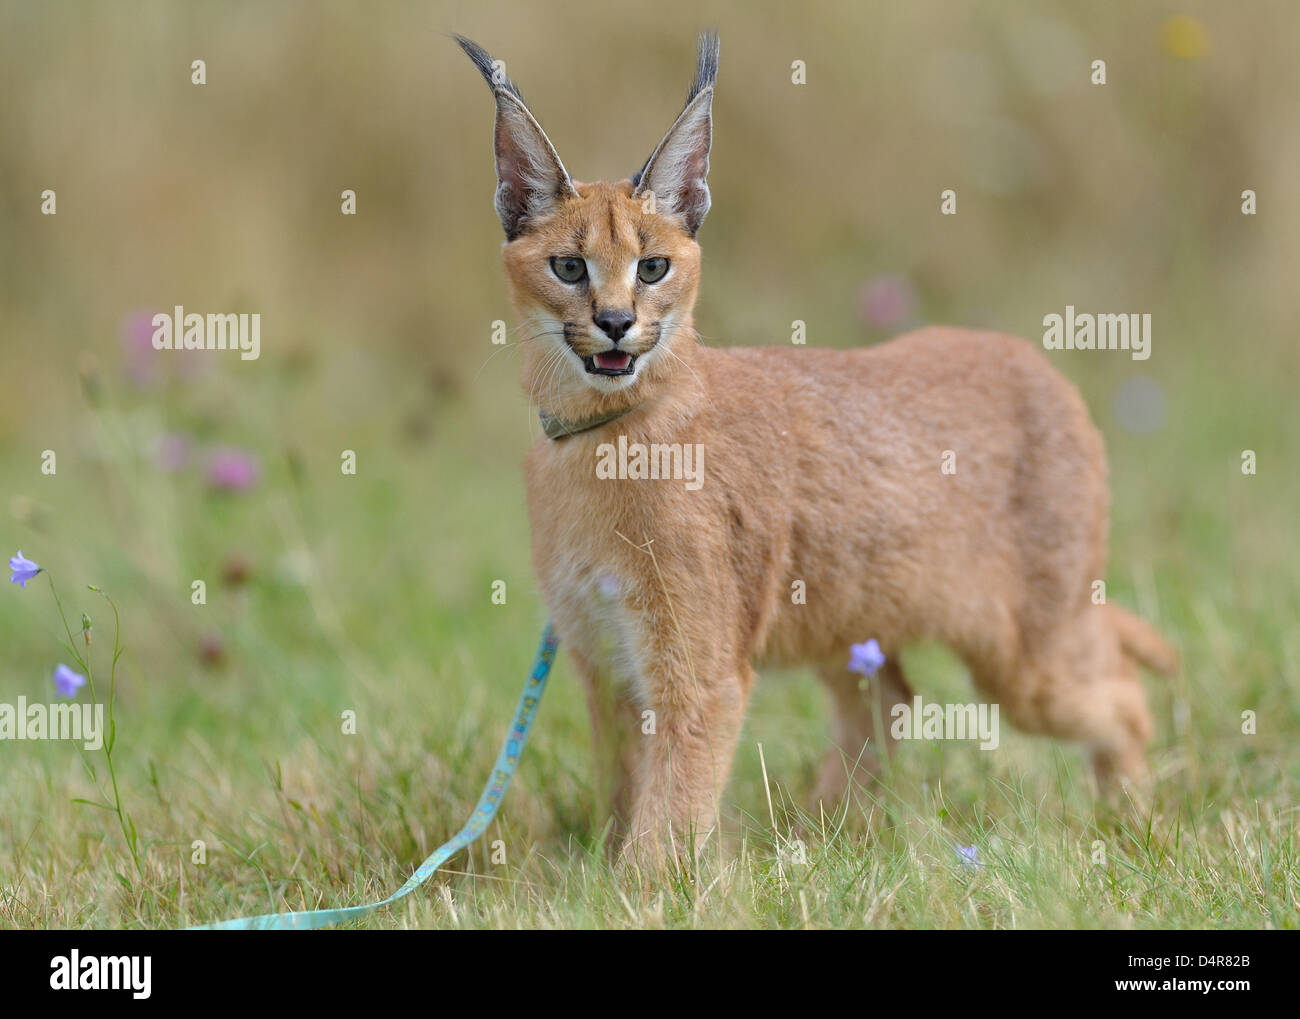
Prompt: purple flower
<box><xmin>957</xmin><ymin>845</ymin><xmax>981</xmax><ymax>869</ymax></box>
<box><xmin>848</xmin><ymin>639</ymin><xmax>886</xmax><ymax>677</ymax></box>
<box><xmin>9</xmin><ymin>550</ymin><xmax>41</xmax><ymax>588</ymax></box>
<box><xmin>206</xmin><ymin>447</ymin><xmax>261</xmax><ymax>491</ymax></box>
<box><xmin>53</xmin><ymin>664</ymin><xmax>87</xmax><ymax>699</ymax></box>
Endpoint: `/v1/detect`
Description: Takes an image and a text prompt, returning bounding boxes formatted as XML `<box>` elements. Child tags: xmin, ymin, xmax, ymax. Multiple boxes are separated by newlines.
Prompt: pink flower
<box><xmin>121</xmin><ymin>310</ymin><xmax>160</xmax><ymax>388</ymax></box>
<box><xmin>858</xmin><ymin>274</ymin><xmax>917</xmax><ymax>330</ymax></box>
<box><xmin>206</xmin><ymin>447</ymin><xmax>261</xmax><ymax>491</ymax></box>
<box><xmin>152</xmin><ymin>432</ymin><xmax>193</xmax><ymax>473</ymax></box>
<box><xmin>198</xmin><ymin>629</ymin><xmax>226</xmax><ymax>666</ymax></box>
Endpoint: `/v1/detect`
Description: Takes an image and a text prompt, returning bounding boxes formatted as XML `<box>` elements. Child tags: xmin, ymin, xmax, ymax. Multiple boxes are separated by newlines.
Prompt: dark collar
<box><xmin>539</xmin><ymin>404</ymin><xmax>637</xmax><ymax>440</ymax></box>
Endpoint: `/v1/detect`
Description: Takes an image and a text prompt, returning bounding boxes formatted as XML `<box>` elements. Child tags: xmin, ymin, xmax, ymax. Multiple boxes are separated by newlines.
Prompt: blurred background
<box><xmin>0</xmin><ymin>1</ymin><xmax>1297</xmax><ymax>926</ymax></box>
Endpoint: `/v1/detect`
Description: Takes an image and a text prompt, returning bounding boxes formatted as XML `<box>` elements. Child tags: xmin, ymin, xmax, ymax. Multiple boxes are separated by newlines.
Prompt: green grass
<box><xmin>1</xmin><ymin>0</ymin><xmax>1297</xmax><ymax>930</ymax></box>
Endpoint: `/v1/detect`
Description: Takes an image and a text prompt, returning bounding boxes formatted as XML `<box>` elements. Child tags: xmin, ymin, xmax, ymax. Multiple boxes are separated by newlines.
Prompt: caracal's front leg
<box><xmin>622</xmin><ymin>651</ymin><xmax>754</xmax><ymax>868</ymax></box>
<box><xmin>567</xmin><ymin>644</ymin><xmax>642</xmax><ymax>845</ymax></box>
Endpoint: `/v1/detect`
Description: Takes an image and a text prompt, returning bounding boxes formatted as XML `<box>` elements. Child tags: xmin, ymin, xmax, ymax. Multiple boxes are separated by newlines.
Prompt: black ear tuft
<box><xmin>630</xmin><ymin>32</ymin><xmax>719</xmax><ymax>234</ymax></box>
<box><xmin>631</xmin><ymin>31</ymin><xmax>720</xmax><ymax>191</ymax></box>
<box><xmin>687</xmin><ymin>29</ymin><xmax>720</xmax><ymax>106</ymax></box>
<box><xmin>454</xmin><ymin>34</ymin><xmax>525</xmax><ymax>102</ymax></box>
<box><xmin>455</xmin><ymin>35</ymin><xmax>577</xmax><ymax>239</ymax></box>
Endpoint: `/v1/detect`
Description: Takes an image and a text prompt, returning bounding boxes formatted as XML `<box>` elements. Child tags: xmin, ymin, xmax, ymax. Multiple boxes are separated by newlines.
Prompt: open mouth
<box><xmin>584</xmin><ymin>350</ymin><xmax>636</xmax><ymax>376</ymax></box>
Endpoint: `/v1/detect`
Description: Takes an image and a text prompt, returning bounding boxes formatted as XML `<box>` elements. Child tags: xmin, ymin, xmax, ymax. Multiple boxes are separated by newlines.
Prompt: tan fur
<box><xmin>462</xmin><ymin>36</ymin><xmax>1176</xmax><ymax>864</ymax></box>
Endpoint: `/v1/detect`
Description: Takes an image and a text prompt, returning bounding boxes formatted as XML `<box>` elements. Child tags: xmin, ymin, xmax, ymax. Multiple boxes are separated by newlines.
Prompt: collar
<box><xmin>539</xmin><ymin>404</ymin><xmax>637</xmax><ymax>440</ymax></box>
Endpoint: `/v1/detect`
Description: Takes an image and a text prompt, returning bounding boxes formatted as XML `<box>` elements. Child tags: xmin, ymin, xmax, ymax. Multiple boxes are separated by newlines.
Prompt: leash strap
<box><xmin>190</xmin><ymin>623</ymin><xmax>559</xmax><ymax>930</ymax></box>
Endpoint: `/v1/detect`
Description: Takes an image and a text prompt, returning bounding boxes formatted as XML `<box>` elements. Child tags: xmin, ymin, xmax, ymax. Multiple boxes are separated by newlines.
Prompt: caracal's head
<box><xmin>457</xmin><ymin>33</ymin><xmax>718</xmax><ymax>418</ymax></box>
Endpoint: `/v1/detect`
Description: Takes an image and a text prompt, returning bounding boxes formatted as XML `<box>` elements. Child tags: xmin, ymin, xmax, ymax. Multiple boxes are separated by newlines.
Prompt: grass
<box><xmin>0</xmin><ymin>335</ymin><xmax>1296</xmax><ymax>930</ymax></box>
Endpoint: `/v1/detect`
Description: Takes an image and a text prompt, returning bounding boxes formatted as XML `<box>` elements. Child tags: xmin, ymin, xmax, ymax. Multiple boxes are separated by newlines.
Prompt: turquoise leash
<box><xmin>190</xmin><ymin>623</ymin><xmax>559</xmax><ymax>930</ymax></box>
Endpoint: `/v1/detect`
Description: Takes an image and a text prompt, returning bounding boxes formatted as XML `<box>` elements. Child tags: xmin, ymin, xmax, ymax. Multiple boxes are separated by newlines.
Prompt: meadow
<box><xmin>0</xmin><ymin>0</ymin><xmax>1296</xmax><ymax>929</ymax></box>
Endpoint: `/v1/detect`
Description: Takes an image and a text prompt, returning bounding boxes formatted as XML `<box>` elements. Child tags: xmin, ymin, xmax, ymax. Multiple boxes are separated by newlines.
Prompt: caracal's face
<box><xmin>458</xmin><ymin>32</ymin><xmax>715</xmax><ymax>410</ymax></box>
<box><xmin>504</xmin><ymin>180</ymin><xmax>702</xmax><ymax>401</ymax></box>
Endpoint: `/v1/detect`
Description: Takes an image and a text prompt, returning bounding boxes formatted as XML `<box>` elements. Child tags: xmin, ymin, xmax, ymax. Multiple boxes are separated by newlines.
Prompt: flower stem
<box><xmin>47</xmin><ymin>572</ymin><xmax>140</xmax><ymax>873</ymax></box>
<box><xmin>45</xmin><ymin>572</ymin><xmax>90</xmax><ymax>680</ymax></box>
<box><xmin>93</xmin><ymin>587</ymin><xmax>138</xmax><ymax>872</ymax></box>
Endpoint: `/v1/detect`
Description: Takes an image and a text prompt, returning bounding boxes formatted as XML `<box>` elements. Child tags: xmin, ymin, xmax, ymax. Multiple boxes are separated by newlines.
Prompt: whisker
<box><xmin>513</xmin><ymin>320</ymin><xmax>714</xmax><ymax>441</ymax></box>
<box><xmin>523</xmin><ymin>348</ymin><xmax>557</xmax><ymax>434</ymax></box>
<box><xmin>658</xmin><ymin>323</ymin><xmax>717</xmax><ymax>413</ymax></box>
<box><xmin>527</xmin><ymin>343</ymin><xmax>574</xmax><ymax>439</ymax></box>
<box><xmin>474</xmin><ymin>328</ymin><xmax>564</xmax><ymax>380</ymax></box>
<box><xmin>524</xmin><ymin>347</ymin><xmax>554</xmax><ymax>406</ymax></box>
<box><xmin>539</xmin><ymin>344</ymin><xmax>572</xmax><ymax>407</ymax></box>
<box><xmin>527</xmin><ymin>343</ymin><xmax>568</xmax><ymax>409</ymax></box>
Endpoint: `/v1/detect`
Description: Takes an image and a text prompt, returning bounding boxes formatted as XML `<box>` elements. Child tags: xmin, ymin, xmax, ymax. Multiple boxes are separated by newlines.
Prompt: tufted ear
<box><xmin>632</xmin><ymin>31</ymin><xmax>719</xmax><ymax>236</ymax></box>
<box><xmin>456</xmin><ymin>35</ymin><xmax>578</xmax><ymax>239</ymax></box>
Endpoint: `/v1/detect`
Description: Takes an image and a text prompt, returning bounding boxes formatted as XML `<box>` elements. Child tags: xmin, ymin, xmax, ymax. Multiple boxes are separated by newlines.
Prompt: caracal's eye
<box><xmin>550</xmin><ymin>256</ymin><xmax>587</xmax><ymax>283</ymax></box>
<box><xmin>637</xmin><ymin>257</ymin><xmax>669</xmax><ymax>284</ymax></box>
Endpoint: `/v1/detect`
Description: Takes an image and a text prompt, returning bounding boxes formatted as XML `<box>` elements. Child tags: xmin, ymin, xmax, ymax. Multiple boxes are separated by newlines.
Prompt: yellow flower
<box><xmin>1162</xmin><ymin>15</ymin><xmax>1210</xmax><ymax>60</ymax></box>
